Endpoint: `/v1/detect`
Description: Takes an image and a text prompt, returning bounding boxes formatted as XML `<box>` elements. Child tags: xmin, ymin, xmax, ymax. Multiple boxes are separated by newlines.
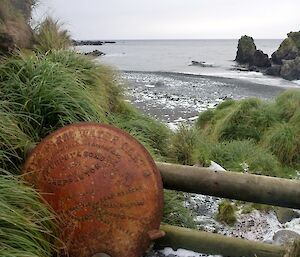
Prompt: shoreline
<box><xmin>120</xmin><ymin>70</ymin><xmax>286</xmax><ymax>127</ymax></box>
<box><xmin>122</xmin><ymin>70</ymin><xmax>300</xmax><ymax>89</ymax></box>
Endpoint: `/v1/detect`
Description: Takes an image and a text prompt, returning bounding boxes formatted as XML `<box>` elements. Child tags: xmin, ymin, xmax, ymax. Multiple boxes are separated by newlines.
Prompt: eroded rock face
<box><xmin>272</xmin><ymin>38</ymin><xmax>299</xmax><ymax>65</ymax></box>
<box><xmin>268</xmin><ymin>31</ymin><xmax>300</xmax><ymax>80</ymax></box>
<box><xmin>0</xmin><ymin>0</ymin><xmax>34</xmax><ymax>54</ymax></box>
<box><xmin>253</xmin><ymin>50</ymin><xmax>271</xmax><ymax>68</ymax></box>
<box><xmin>235</xmin><ymin>35</ymin><xmax>257</xmax><ymax>64</ymax></box>
<box><xmin>280</xmin><ymin>57</ymin><xmax>300</xmax><ymax>80</ymax></box>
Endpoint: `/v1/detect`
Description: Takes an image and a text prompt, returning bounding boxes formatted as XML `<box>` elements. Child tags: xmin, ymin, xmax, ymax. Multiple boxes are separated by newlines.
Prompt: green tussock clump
<box><xmin>216</xmin><ymin>200</ymin><xmax>237</xmax><ymax>226</ymax></box>
<box><xmin>0</xmin><ymin>104</ymin><xmax>35</xmax><ymax>172</ymax></box>
<box><xmin>34</xmin><ymin>17</ymin><xmax>71</xmax><ymax>52</ymax></box>
<box><xmin>109</xmin><ymin>104</ymin><xmax>171</xmax><ymax>160</ymax></box>
<box><xmin>197</xmin><ymin>98</ymin><xmax>278</xmax><ymax>142</ymax></box>
<box><xmin>0</xmin><ymin>52</ymin><xmax>107</xmax><ymax>136</ymax></box>
<box><xmin>169</xmin><ymin>124</ymin><xmax>199</xmax><ymax>165</ymax></box>
<box><xmin>275</xmin><ymin>89</ymin><xmax>300</xmax><ymax>121</ymax></box>
<box><xmin>196</xmin><ymin>99</ymin><xmax>237</xmax><ymax>135</ymax></box>
<box><xmin>0</xmin><ymin>50</ymin><xmax>126</xmax><ymax>173</ymax></box>
<box><xmin>194</xmin><ymin>89</ymin><xmax>300</xmax><ymax>177</ymax></box>
<box><xmin>194</xmin><ymin>140</ymin><xmax>281</xmax><ymax>176</ymax></box>
<box><xmin>0</xmin><ymin>173</ymin><xmax>58</xmax><ymax>257</ymax></box>
<box><xmin>163</xmin><ymin>190</ymin><xmax>196</xmax><ymax>229</ymax></box>
<box><xmin>263</xmin><ymin>123</ymin><xmax>300</xmax><ymax>167</ymax></box>
<box><xmin>290</xmin><ymin>109</ymin><xmax>300</xmax><ymax>125</ymax></box>
<box><xmin>215</xmin><ymin>98</ymin><xmax>278</xmax><ymax>142</ymax></box>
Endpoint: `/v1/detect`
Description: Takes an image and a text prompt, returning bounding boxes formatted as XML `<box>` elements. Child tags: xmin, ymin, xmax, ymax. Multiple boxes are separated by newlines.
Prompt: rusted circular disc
<box><xmin>22</xmin><ymin>123</ymin><xmax>163</xmax><ymax>257</ymax></box>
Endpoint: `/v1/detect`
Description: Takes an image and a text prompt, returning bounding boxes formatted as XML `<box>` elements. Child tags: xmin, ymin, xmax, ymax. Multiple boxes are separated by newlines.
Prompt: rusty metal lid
<box><xmin>22</xmin><ymin>123</ymin><xmax>164</xmax><ymax>257</ymax></box>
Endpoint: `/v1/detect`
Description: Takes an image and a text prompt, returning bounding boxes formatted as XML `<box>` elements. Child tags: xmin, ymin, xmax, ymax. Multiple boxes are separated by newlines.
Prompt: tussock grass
<box><xmin>0</xmin><ymin>52</ymin><xmax>107</xmax><ymax>138</ymax></box>
<box><xmin>34</xmin><ymin>17</ymin><xmax>71</xmax><ymax>52</ymax></box>
<box><xmin>215</xmin><ymin>98</ymin><xmax>278</xmax><ymax>142</ymax></box>
<box><xmin>0</xmin><ymin>104</ymin><xmax>35</xmax><ymax>173</ymax></box>
<box><xmin>194</xmin><ymin>140</ymin><xmax>282</xmax><ymax>176</ymax></box>
<box><xmin>263</xmin><ymin>123</ymin><xmax>300</xmax><ymax>166</ymax></box>
<box><xmin>169</xmin><ymin>124</ymin><xmax>198</xmax><ymax>165</ymax></box>
<box><xmin>46</xmin><ymin>51</ymin><xmax>124</xmax><ymax>113</ymax></box>
<box><xmin>196</xmin><ymin>109</ymin><xmax>215</xmax><ymax>129</ymax></box>
<box><xmin>194</xmin><ymin>89</ymin><xmax>300</xmax><ymax>177</ymax></box>
<box><xmin>216</xmin><ymin>200</ymin><xmax>237</xmax><ymax>226</ymax></box>
<box><xmin>163</xmin><ymin>190</ymin><xmax>196</xmax><ymax>228</ymax></box>
<box><xmin>0</xmin><ymin>172</ymin><xmax>58</xmax><ymax>257</ymax></box>
<box><xmin>275</xmin><ymin>89</ymin><xmax>300</xmax><ymax>121</ymax></box>
<box><xmin>109</xmin><ymin>104</ymin><xmax>171</xmax><ymax>160</ymax></box>
<box><xmin>0</xmin><ymin>51</ymin><xmax>125</xmax><ymax>173</ymax></box>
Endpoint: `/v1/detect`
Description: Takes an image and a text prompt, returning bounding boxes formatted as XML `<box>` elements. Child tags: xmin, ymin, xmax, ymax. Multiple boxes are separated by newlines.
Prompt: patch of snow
<box><xmin>160</xmin><ymin>248</ymin><xmax>221</xmax><ymax>257</ymax></box>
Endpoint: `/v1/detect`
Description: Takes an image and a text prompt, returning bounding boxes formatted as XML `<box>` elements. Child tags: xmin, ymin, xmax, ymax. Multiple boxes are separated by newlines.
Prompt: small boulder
<box><xmin>274</xmin><ymin>207</ymin><xmax>300</xmax><ymax>224</ymax></box>
<box><xmin>280</xmin><ymin>56</ymin><xmax>300</xmax><ymax>80</ymax></box>
<box><xmin>235</xmin><ymin>35</ymin><xmax>257</xmax><ymax>64</ymax></box>
<box><xmin>253</xmin><ymin>50</ymin><xmax>271</xmax><ymax>67</ymax></box>
<box><xmin>273</xmin><ymin>230</ymin><xmax>300</xmax><ymax>245</ymax></box>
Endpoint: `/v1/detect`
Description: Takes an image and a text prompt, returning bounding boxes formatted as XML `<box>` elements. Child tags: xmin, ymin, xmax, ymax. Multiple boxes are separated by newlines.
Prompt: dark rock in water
<box><xmin>253</xmin><ymin>50</ymin><xmax>271</xmax><ymax>67</ymax></box>
<box><xmin>73</xmin><ymin>40</ymin><xmax>116</xmax><ymax>46</ymax></box>
<box><xmin>249</xmin><ymin>66</ymin><xmax>260</xmax><ymax>72</ymax></box>
<box><xmin>271</xmin><ymin>32</ymin><xmax>300</xmax><ymax>65</ymax></box>
<box><xmin>274</xmin><ymin>207</ymin><xmax>300</xmax><ymax>224</ymax></box>
<box><xmin>273</xmin><ymin>230</ymin><xmax>300</xmax><ymax>245</ymax></box>
<box><xmin>265</xmin><ymin>65</ymin><xmax>281</xmax><ymax>76</ymax></box>
<box><xmin>280</xmin><ymin>57</ymin><xmax>300</xmax><ymax>80</ymax></box>
<box><xmin>235</xmin><ymin>35</ymin><xmax>257</xmax><ymax>64</ymax></box>
<box><xmin>73</xmin><ymin>40</ymin><xmax>104</xmax><ymax>46</ymax></box>
<box><xmin>190</xmin><ymin>61</ymin><xmax>214</xmax><ymax>67</ymax></box>
<box><xmin>84</xmin><ymin>50</ymin><xmax>105</xmax><ymax>57</ymax></box>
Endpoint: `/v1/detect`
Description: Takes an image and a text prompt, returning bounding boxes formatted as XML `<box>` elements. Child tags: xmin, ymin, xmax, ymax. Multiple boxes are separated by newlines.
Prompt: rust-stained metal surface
<box><xmin>22</xmin><ymin>123</ymin><xmax>164</xmax><ymax>257</ymax></box>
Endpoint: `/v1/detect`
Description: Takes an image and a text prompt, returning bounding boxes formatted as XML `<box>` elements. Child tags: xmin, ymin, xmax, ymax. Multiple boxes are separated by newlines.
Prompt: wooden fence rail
<box><xmin>156</xmin><ymin>225</ymin><xmax>299</xmax><ymax>257</ymax></box>
<box><xmin>155</xmin><ymin>162</ymin><xmax>300</xmax><ymax>257</ymax></box>
<box><xmin>156</xmin><ymin>162</ymin><xmax>300</xmax><ymax>209</ymax></box>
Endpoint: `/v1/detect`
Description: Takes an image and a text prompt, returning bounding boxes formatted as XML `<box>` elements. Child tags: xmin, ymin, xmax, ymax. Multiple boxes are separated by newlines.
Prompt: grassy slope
<box><xmin>191</xmin><ymin>90</ymin><xmax>300</xmax><ymax>177</ymax></box>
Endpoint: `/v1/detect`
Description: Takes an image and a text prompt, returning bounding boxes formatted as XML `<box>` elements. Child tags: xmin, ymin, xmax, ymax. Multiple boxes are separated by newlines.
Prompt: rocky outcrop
<box><xmin>272</xmin><ymin>32</ymin><xmax>300</xmax><ymax>65</ymax></box>
<box><xmin>235</xmin><ymin>32</ymin><xmax>300</xmax><ymax>80</ymax></box>
<box><xmin>73</xmin><ymin>40</ymin><xmax>116</xmax><ymax>46</ymax></box>
<box><xmin>84</xmin><ymin>50</ymin><xmax>105</xmax><ymax>57</ymax></box>
<box><xmin>253</xmin><ymin>50</ymin><xmax>271</xmax><ymax>67</ymax></box>
<box><xmin>269</xmin><ymin>32</ymin><xmax>300</xmax><ymax>80</ymax></box>
<box><xmin>0</xmin><ymin>0</ymin><xmax>34</xmax><ymax>54</ymax></box>
<box><xmin>235</xmin><ymin>36</ymin><xmax>270</xmax><ymax>69</ymax></box>
<box><xmin>235</xmin><ymin>35</ymin><xmax>257</xmax><ymax>64</ymax></box>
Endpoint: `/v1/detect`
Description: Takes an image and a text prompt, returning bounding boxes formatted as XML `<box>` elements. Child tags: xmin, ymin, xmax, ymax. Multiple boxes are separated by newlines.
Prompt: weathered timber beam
<box><xmin>156</xmin><ymin>225</ymin><xmax>287</xmax><ymax>257</ymax></box>
<box><xmin>156</xmin><ymin>162</ymin><xmax>300</xmax><ymax>209</ymax></box>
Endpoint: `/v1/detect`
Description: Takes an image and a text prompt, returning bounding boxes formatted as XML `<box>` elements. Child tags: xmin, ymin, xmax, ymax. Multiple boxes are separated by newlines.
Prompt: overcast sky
<box><xmin>33</xmin><ymin>0</ymin><xmax>300</xmax><ymax>40</ymax></box>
